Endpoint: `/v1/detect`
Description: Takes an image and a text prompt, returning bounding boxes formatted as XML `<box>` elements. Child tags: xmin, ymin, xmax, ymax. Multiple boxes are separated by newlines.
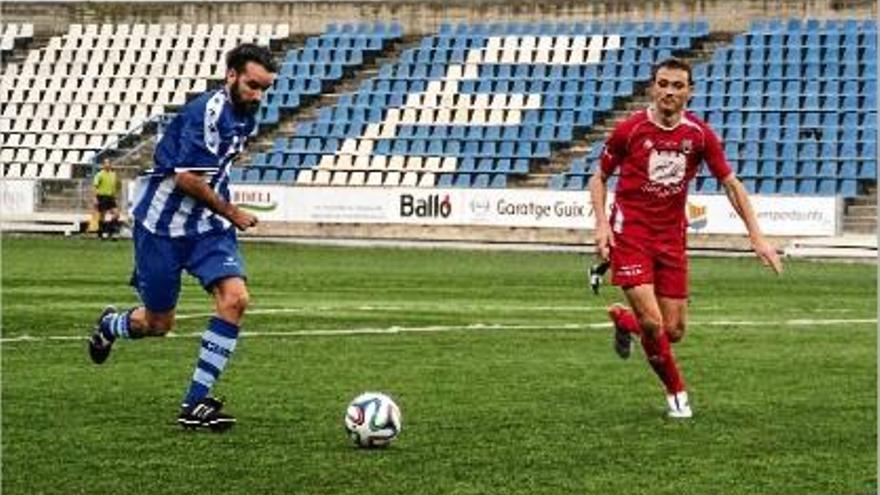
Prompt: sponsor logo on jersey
<box><xmin>648</xmin><ymin>149</ymin><xmax>687</xmax><ymax>186</ymax></box>
<box><xmin>681</xmin><ymin>139</ymin><xmax>693</xmax><ymax>154</ymax></box>
<box><xmin>616</xmin><ymin>263</ymin><xmax>644</xmax><ymax>278</ymax></box>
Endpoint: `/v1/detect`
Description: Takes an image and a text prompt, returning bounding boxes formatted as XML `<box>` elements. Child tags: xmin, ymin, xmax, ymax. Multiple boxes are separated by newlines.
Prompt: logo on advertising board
<box><xmin>400</xmin><ymin>193</ymin><xmax>452</xmax><ymax>218</ymax></box>
<box><xmin>687</xmin><ymin>201</ymin><xmax>708</xmax><ymax>231</ymax></box>
<box><xmin>233</xmin><ymin>189</ymin><xmax>278</xmax><ymax>212</ymax></box>
<box><xmin>468</xmin><ymin>197</ymin><xmax>491</xmax><ymax>219</ymax></box>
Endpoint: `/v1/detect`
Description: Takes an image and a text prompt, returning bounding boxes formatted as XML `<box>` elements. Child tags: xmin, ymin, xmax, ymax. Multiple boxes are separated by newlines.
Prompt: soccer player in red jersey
<box><xmin>588</xmin><ymin>58</ymin><xmax>783</xmax><ymax>418</ymax></box>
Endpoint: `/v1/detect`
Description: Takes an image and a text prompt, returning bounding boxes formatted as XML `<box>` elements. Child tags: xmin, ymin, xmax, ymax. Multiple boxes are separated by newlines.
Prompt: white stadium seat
<box><xmin>366</xmin><ymin>171</ymin><xmax>383</xmax><ymax>186</ymax></box>
<box><xmin>330</xmin><ymin>171</ymin><xmax>349</xmax><ymax>186</ymax></box>
<box><xmin>418</xmin><ymin>172</ymin><xmax>436</xmax><ymax>188</ymax></box>
<box><xmin>383</xmin><ymin>171</ymin><xmax>401</xmax><ymax>187</ymax></box>
<box><xmin>400</xmin><ymin>172</ymin><xmax>418</xmax><ymax>187</ymax></box>
<box><xmin>313</xmin><ymin>169</ymin><xmax>332</xmax><ymax>185</ymax></box>
<box><xmin>348</xmin><ymin>171</ymin><xmax>366</xmax><ymax>186</ymax></box>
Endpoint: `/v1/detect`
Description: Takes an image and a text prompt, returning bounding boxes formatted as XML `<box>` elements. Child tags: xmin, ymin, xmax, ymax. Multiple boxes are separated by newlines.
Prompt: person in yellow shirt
<box><xmin>93</xmin><ymin>159</ymin><xmax>121</xmax><ymax>240</ymax></box>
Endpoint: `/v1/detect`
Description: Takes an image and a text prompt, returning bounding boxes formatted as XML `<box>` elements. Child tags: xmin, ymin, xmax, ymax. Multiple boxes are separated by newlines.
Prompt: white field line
<box><xmin>172</xmin><ymin>305</ymin><xmax>614</xmax><ymax>321</ymax></box>
<box><xmin>1</xmin><ymin>318</ymin><xmax>876</xmax><ymax>344</ymax></box>
<box><xmin>173</xmin><ymin>304</ymin><xmax>857</xmax><ymax>321</ymax></box>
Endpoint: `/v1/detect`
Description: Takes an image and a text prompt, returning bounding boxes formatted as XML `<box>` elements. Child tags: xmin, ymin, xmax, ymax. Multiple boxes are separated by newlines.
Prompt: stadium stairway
<box><xmin>0</xmin><ymin>23</ymin><xmax>41</xmax><ymax>66</ymax></box>
<box><xmin>842</xmin><ymin>182</ymin><xmax>876</xmax><ymax>234</ymax></box>
<box><xmin>534</xmin><ymin>30</ymin><xmax>739</xmax><ymax>189</ymax></box>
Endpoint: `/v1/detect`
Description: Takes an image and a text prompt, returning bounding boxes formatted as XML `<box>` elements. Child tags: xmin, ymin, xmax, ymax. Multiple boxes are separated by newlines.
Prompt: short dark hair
<box><xmin>651</xmin><ymin>58</ymin><xmax>693</xmax><ymax>86</ymax></box>
<box><xmin>225</xmin><ymin>43</ymin><xmax>278</xmax><ymax>74</ymax></box>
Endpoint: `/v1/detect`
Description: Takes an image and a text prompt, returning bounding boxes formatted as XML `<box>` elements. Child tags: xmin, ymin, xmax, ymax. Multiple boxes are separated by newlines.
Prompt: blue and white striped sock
<box><xmin>182</xmin><ymin>317</ymin><xmax>239</xmax><ymax>408</ymax></box>
<box><xmin>99</xmin><ymin>308</ymin><xmax>136</xmax><ymax>342</ymax></box>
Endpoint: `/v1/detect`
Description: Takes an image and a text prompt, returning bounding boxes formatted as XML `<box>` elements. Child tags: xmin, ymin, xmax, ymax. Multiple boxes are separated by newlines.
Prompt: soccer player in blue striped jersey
<box><xmin>88</xmin><ymin>44</ymin><xmax>277</xmax><ymax>431</ymax></box>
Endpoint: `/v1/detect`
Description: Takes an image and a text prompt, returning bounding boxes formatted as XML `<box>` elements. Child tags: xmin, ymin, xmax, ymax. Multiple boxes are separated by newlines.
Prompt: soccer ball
<box><xmin>343</xmin><ymin>392</ymin><xmax>402</xmax><ymax>448</ymax></box>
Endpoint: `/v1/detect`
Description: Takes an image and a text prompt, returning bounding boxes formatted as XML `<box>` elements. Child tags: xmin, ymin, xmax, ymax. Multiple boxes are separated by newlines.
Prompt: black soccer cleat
<box><xmin>589</xmin><ymin>260</ymin><xmax>611</xmax><ymax>295</ymax></box>
<box><xmin>609</xmin><ymin>304</ymin><xmax>634</xmax><ymax>360</ymax></box>
<box><xmin>88</xmin><ymin>306</ymin><xmax>118</xmax><ymax>364</ymax></box>
<box><xmin>178</xmin><ymin>397</ymin><xmax>236</xmax><ymax>432</ymax></box>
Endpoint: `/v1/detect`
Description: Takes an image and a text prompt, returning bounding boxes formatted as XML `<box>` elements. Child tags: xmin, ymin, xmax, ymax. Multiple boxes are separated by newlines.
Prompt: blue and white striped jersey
<box><xmin>131</xmin><ymin>88</ymin><xmax>255</xmax><ymax>238</ymax></box>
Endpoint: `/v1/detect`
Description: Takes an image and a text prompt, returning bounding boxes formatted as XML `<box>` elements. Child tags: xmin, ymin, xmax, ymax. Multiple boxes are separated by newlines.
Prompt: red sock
<box><xmin>640</xmin><ymin>330</ymin><xmax>685</xmax><ymax>394</ymax></box>
<box><xmin>611</xmin><ymin>306</ymin><xmax>642</xmax><ymax>334</ymax></box>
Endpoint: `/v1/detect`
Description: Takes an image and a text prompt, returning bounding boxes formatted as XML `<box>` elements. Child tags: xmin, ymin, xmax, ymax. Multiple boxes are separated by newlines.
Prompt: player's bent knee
<box><xmin>218</xmin><ymin>289</ymin><xmax>249</xmax><ymax>317</ymax></box>
<box><xmin>638</xmin><ymin>317</ymin><xmax>663</xmax><ymax>338</ymax></box>
<box><xmin>667</xmin><ymin>325</ymin><xmax>686</xmax><ymax>343</ymax></box>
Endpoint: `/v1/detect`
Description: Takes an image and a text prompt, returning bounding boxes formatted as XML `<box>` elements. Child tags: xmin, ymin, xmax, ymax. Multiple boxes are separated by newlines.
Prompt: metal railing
<box><xmin>88</xmin><ymin>113</ymin><xmax>178</xmax><ymax>176</ymax></box>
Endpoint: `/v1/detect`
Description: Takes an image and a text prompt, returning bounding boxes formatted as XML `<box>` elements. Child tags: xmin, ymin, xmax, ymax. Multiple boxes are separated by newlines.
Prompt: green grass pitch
<box><xmin>1</xmin><ymin>237</ymin><xmax>876</xmax><ymax>495</ymax></box>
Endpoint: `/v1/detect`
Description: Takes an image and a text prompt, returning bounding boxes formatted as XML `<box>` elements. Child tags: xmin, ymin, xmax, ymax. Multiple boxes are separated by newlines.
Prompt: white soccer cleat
<box><xmin>666</xmin><ymin>391</ymin><xmax>693</xmax><ymax>419</ymax></box>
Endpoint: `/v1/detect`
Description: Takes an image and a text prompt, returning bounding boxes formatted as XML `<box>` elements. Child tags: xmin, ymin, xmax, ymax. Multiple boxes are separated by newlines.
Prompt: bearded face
<box><xmin>226</xmin><ymin>61</ymin><xmax>274</xmax><ymax>116</ymax></box>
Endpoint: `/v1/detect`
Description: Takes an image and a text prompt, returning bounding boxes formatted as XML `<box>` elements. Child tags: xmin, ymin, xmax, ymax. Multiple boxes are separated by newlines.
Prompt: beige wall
<box><xmin>2</xmin><ymin>0</ymin><xmax>875</xmax><ymax>38</ymax></box>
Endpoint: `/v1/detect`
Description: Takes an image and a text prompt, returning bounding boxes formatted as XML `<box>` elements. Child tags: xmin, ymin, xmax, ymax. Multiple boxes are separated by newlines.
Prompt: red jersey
<box><xmin>600</xmin><ymin>107</ymin><xmax>733</xmax><ymax>236</ymax></box>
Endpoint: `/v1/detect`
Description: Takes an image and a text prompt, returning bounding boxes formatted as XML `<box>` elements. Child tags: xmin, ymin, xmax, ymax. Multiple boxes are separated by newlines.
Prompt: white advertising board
<box><xmin>230</xmin><ymin>185</ymin><xmax>840</xmax><ymax>236</ymax></box>
<box><xmin>0</xmin><ymin>180</ymin><xmax>35</xmax><ymax>216</ymax></box>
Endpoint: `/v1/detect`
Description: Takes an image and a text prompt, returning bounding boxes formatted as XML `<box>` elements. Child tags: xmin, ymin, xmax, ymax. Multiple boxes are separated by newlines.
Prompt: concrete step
<box><xmin>1</xmin><ymin>211</ymin><xmax>89</xmax><ymax>236</ymax></box>
<box><xmin>513</xmin><ymin>174</ymin><xmax>552</xmax><ymax>188</ymax></box>
<box><xmin>843</xmin><ymin>216</ymin><xmax>877</xmax><ymax>226</ymax></box>
<box><xmin>786</xmin><ymin>244</ymin><xmax>877</xmax><ymax>257</ymax></box>
<box><xmin>840</xmin><ymin>226</ymin><xmax>878</xmax><ymax>235</ymax></box>
<box><xmin>849</xmin><ymin>195</ymin><xmax>878</xmax><ymax>206</ymax></box>
<box><xmin>847</xmin><ymin>204</ymin><xmax>877</xmax><ymax>217</ymax></box>
<box><xmin>842</xmin><ymin>218</ymin><xmax>878</xmax><ymax>233</ymax></box>
<box><xmin>786</xmin><ymin>234</ymin><xmax>877</xmax><ymax>258</ymax></box>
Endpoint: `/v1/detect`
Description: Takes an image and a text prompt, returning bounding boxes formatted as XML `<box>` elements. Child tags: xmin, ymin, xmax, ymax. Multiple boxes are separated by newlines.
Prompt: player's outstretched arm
<box><xmin>174</xmin><ymin>171</ymin><xmax>258</xmax><ymax>231</ymax></box>
<box><xmin>588</xmin><ymin>170</ymin><xmax>614</xmax><ymax>261</ymax></box>
<box><xmin>720</xmin><ymin>175</ymin><xmax>783</xmax><ymax>274</ymax></box>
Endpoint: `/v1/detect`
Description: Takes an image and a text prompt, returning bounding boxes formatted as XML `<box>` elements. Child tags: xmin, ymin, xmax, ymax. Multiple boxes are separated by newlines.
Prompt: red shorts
<box><xmin>610</xmin><ymin>232</ymin><xmax>688</xmax><ymax>299</ymax></box>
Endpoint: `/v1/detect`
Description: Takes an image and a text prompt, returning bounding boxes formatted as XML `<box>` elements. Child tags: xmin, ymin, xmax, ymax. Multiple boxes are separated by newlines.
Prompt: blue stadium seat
<box><xmin>839</xmin><ymin>180</ymin><xmax>858</xmax><ymax>198</ymax></box>
<box><xmin>758</xmin><ymin>161</ymin><xmax>777</xmax><ymax>177</ymax></box>
<box><xmin>700</xmin><ymin>177</ymin><xmax>717</xmax><ymax>193</ymax></box>
<box><xmin>437</xmin><ymin>173</ymin><xmax>454</xmax><ymax>187</ymax></box>
<box><xmin>818</xmin><ymin>162</ymin><xmax>837</xmax><ymax>178</ymax></box>
<box><xmin>758</xmin><ymin>179</ymin><xmax>777</xmax><ymax>194</ymax></box>
<box><xmin>280</xmin><ymin>169</ymin><xmax>296</xmax><ymax>182</ymax></box>
<box><xmin>817</xmin><ymin>179</ymin><xmax>837</xmax><ymax>195</ymax></box>
<box><xmin>566</xmin><ymin>176</ymin><xmax>585</xmax><ymax>189</ymax></box>
<box><xmin>548</xmin><ymin>174</ymin><xmax>565</xmax><ymax>190</ymax></box>
<box><xmin>838</xmin><ymin>161</ymin><xmax>857</xmax><ymax>179</ymax></box>
<box><xmin>472</xmin><ymin>174</ymin><xmax>490</xmax><ymax>188</ymax></box>
<box><xmin>797</xmin><ymin>179</ymin><xmax>817</xmax><ymax>195</ymax></box>
<box><xmin>453</xmin><ymin>174</ymin><xmax>471</xmax><ymax>188</ymax></box>
<box><xmin>490</xmin><ymin>175</ymin><xmax>507</xmax><ymax>189</ymax></box>
<box><xmin>739</xmin><ymin>160</ymin><xmax>757</xmax><ymax>177</ymax></box>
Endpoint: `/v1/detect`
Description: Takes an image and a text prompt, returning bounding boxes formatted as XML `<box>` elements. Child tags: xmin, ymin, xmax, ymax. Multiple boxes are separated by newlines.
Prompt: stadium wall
<box><xmin>2</xmin><ymin>0</ymin><xmax>875</xmax><ymax>37</ymax></box>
